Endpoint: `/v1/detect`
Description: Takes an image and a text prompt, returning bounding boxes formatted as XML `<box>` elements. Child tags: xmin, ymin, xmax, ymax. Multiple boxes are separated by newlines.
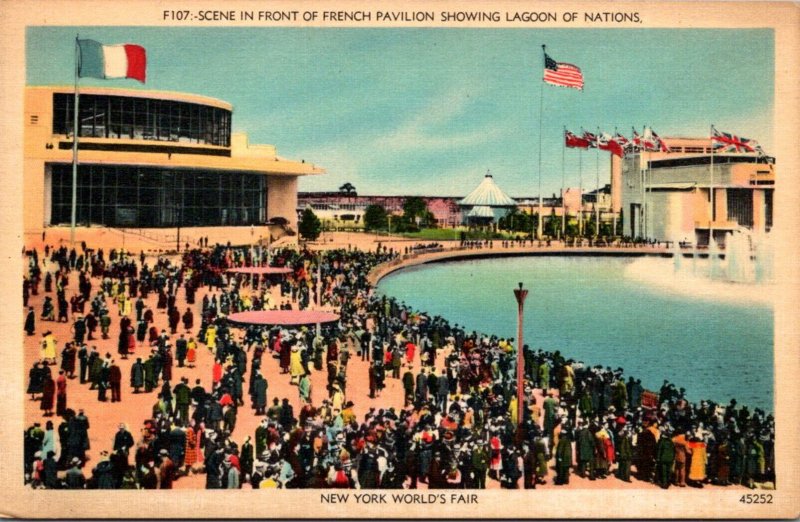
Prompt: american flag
<box><xmin>543</xmin><ymin>52</ymin><xmax>584</xmax><ymax>90</ymax></box>
<box><xmin>711</xmin><ymin>127</ymin><xmax>757</xmax><ymax>153</ymax></box>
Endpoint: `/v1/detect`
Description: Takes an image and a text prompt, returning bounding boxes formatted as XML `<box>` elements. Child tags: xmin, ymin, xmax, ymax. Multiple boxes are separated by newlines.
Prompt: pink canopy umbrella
<box><xmin>225</xmin><ymin>267</ymin><xmax>293</xmax><ymax>275</ymax></box>
<box><xmin>226</xmin><ymin>310</ymin><xmax>340</xmax><ymax>326</ymax></box>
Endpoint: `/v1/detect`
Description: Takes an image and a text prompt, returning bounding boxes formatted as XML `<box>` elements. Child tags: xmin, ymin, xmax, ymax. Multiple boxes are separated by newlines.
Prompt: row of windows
<box><xmin>49</xmin><ymin>164</ymin><xmax>265</xmax><ymax>228</ymax></box>
<box><xmin>53</xmin><ymin>93</ymin><xmax>232</xmax><ymax>147</ymax></box>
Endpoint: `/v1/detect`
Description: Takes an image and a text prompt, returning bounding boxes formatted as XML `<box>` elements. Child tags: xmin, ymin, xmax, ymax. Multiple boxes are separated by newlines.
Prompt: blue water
<box><xmin>378</xmin><ymin>256</ymin><xmax>774</xmax><ymax>411</ymax></box>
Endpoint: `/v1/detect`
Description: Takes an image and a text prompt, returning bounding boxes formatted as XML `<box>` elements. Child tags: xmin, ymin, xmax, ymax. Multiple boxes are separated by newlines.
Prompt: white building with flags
<box><xmin>458</xmin><ymin>172</ymin><xmax>517</xmax><ymax>225</ymax></box>
<box><xmin>621</xmin><ymin>136</ymin><xmax>774</xmax><ymax>246</ymax></box>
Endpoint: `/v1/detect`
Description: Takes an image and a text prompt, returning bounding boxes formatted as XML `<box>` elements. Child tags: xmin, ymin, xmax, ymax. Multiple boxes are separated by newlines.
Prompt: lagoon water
<box><xmin>378</xmin><ymin>255</ymin><xmax>774</xmax><ymax>411</ymax></box>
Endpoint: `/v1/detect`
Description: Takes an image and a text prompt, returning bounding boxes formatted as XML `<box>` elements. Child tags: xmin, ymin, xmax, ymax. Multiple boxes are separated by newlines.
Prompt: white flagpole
<box><xmin>642</xmin><ymin>125</ymin><xmax>647</xmax><ymax>239</ymax></box>
<box><xmin>70</xmin><ymin>35</ymin><xmax>81</xmax><ymax>246</ymax></box>
<box><xmin>536</xmin><ymin>48</ymin><xmax>545</xmax><ymax>241</ymax></box>
<box><xmin>578</xmin><ymin>131</ymin><xmax>584</xmax><ymax>237</ymax></box>
<box><xmin>561</xmin><ymin>125</ymin><xmax>566</xmax><ymax>239</ymax></box>
<box><xmin>709</xmin><ymin>124</ymin><xmax>715</xmax><ymax>246</ymax></box>
<box><xmin>595</xmin><ymin>127</ymin><xmax>600</xmax><ymax>237</ymax></box>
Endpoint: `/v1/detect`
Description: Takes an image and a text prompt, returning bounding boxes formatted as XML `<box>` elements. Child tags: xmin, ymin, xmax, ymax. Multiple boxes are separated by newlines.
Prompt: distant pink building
<box><xmin>297</xmin><ymin>192</ymin><xmax>462</xmax><ymax>226</ymax></box>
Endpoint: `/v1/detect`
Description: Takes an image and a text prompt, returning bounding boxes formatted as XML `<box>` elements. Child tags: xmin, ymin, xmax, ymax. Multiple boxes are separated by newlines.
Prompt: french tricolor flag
<box><xmin>78</xmin><ymin>39</ymin><xmax>146</xmax><ymax>83</ymax></box>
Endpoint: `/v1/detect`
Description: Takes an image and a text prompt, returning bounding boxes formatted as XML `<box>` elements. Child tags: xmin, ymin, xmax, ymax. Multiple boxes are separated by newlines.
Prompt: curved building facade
<box><xmin>24</xmin><ymin>86</ymin><xmax>323</xmax><ymax>236</ymax></box>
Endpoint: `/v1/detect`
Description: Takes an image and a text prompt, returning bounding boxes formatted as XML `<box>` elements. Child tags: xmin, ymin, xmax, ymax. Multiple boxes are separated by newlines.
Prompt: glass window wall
<box><xmin>53</xmin><ymin>93</ymin><xmax>231</xmax><ymax>147</ymax></box>
<box><xmin>50</xmin><ymin>164</ymin><xmax>266</xmax><ymax>227</ymax></box>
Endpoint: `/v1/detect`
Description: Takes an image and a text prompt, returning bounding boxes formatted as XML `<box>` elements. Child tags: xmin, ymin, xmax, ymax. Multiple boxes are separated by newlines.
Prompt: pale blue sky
<box><xmin>27</xmin><ymin>27</ymin><xmax>774</xmax><ymax>197</ymax></box>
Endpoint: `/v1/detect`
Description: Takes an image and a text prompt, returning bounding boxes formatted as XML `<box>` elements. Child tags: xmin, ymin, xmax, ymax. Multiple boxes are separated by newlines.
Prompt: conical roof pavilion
<box><xmin>458</xmin><ymin>172</ymin><xmax>516</xmax><ymax>207</ymax></box>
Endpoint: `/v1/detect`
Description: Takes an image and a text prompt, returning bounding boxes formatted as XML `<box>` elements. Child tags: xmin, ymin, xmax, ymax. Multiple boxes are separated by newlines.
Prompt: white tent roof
<box><xmin>458</xmin><ymin>173</ymin><xmax>516</xmax><ymax>207</ymax></box>
<box><xmin>467</xmin><ymin>205</ymin><xmax>495</xmax><ymax>218</ymax></box>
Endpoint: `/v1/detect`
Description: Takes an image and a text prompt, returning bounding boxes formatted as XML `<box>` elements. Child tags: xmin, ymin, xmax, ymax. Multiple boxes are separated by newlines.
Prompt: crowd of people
<box><xmin>22</xmin><ymin>241</ymin><xmax>775</xmax><ymax>490</ymax></box>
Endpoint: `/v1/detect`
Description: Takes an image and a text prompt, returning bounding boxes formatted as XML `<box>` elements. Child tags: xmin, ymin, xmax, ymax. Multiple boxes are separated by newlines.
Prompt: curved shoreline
<box><xmin>368</xmin><ymin>244</ymin><xmax>672</xmax><ymax>286</ymax></box>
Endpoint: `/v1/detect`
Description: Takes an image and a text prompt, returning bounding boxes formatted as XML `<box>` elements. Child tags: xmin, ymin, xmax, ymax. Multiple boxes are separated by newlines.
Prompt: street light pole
<box><xmin>513</xmin><ymin>282</ymin><xmax>529</xmax><ymax>444</ymax></box>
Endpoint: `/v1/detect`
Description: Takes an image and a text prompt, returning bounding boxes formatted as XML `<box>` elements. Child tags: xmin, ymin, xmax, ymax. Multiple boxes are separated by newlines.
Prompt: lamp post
<box><xmin>513</xmin><ymin>282</ymin><xmax>528</xmax><ymax>444</ymax></box>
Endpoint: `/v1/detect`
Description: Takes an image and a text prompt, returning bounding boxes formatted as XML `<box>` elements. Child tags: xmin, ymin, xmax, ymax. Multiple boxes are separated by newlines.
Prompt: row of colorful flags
<box><xmin>543</xmin><ymin>48</ymin><xmax>769</xmax><ymax>160</ymax></box>
<box><xmin>563</xmin><ymin>126</ymin><xmax>768</xmax><ymax>158</ymax></box>
<box><xmin>564</xmin><ymin>128</ymin><xmax>670</xmax><ymax>157</ymax></box>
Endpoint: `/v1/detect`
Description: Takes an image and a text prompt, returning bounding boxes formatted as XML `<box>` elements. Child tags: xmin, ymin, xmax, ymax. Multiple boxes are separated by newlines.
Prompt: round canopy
<box><xmin>226</xmin><ymin>267</ymin><xmax>293</xmax><ymax>275</ymax></box>
<box><xmin>227</xmin><ymin>310</ymin><xmax>340</xmax><ymax>326</ymax></box>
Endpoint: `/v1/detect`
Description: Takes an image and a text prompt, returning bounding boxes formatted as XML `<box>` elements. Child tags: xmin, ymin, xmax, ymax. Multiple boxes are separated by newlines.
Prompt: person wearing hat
<box><xmin>655</xmin><ymin>425</ymin><xmax>676</xmax><ymax>489</ymax></box>
<box><xmin>158</xmin><ymin>448</ymin><xmax>175</xmax><ymax>489</ymax></box>
<box><xmin>92</xmin><ymin>450</ymin><xmax>116</xmax><ymax>489</ymax></box>
<box><xmin>616</xmin><ymin>426</ymin><xmax>634</xmax><ymax>483</ymax></box>
<box><xmin>65</xmin><ymin>457</ymin><xmax>85</xmax><ymax>489</ymax></box>
<box><xmin>25</xmin><ymin>306</ymin><xmax>36</xmax><ymax>336</ymax></box>
<box><xmin>342</xmin><ymin>401</ymin><xmax>356</xmax><ymax>425</ymax></box>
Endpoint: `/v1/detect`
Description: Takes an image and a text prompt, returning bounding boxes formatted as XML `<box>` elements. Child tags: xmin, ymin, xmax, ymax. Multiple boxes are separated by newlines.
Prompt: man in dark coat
<box><xmin>576</xmin><ymin>423</ymin><xmax>595</xmax><ymax>479</ymax></box>
<box><xmin>175</xmin><ymin>334</ymin><xmax>188</xmax><ymax>368</ymax></box>
<box><xmin>173</xmin><ymin>377</ymin><xmax>191</xmax><ymax>425</ymax></box>
<box><xmin>655</xmin><ymin>427</ymin><xmax>676</xmax><ymax>489</ymax></box>
<box><xmin>637</xmin><ymin>423</ymin><xmax>658</xmax><ymax>482</ymax></box>
<box><xmin>130</xmin><ymin>358</ymin><xmax>144</xmax><ymax>393</ymax></box>
<box><xmin>114</xmin><ymin>424</ymin><xmax>135</xmax><ymax>456</ymax></box>
<box><xmin>523</xmin><ymin>443</ymin><xmax>538</xmax><ymax>489</ymax></box>
<box><xmin>93</xmin><ymin>452</ymin><xmax>116</xmax><ymax>489</ymax></box>
<box><xmin>616</xmin><ymin>427</ymin><xmax>634</xmax><ymax>482</ymax></box>
<box><xmin>240</xmin><ymin>436</ymin><xmax>254</xmax><ymax>482</ymax></box>
<box><xmin>554</xmin><ymin>429</ymin><xmax>573</xmax><ymax>485</ymax></box>
<box><xmin>402</xmin><ymin>366</ymin><xmax>415</xmax><ymax>406</ymax></box>
<box><xmin>436</xmin><ymin>370</ymin><xmax>450</xmax><ymax>411</ymax></box>
<box><xmin>43</xmin><ymin>451</ymin><xmax>59</xmax><ymax>489</ymax></box>
<box><xmin>109</xmin><ymin>361</ymin><xmax>122</xmax><ymax>403</ymax></box>
<box><xmin>169</xmin><ymin>425</ymin><xmax>186</xmax><ymax>469</ymax></box>
<box><xmin>252</xmin><ymin>372</ymin><xmax>268</xmax><ymax>415</ymax></box>
<box><xmin>77</xmin><ymin>344</ymin><xmax>89</xmax><ymax>384</ymax></box>
<box><xmin>415</xmin><ymin>368</ymin><xmax>428</xmax><ymax>403</ymax></box>
<box><xmin>25</xmin><ymin>307</ymin><xmax>35</xmax><ymax>336</ymax></box>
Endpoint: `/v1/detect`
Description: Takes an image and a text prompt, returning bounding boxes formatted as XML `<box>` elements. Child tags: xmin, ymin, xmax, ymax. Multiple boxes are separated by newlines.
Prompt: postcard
<box><xmin>0</xmin><ymin>0</ymin><xmax>798</xmax><ymax>518</ymax></box>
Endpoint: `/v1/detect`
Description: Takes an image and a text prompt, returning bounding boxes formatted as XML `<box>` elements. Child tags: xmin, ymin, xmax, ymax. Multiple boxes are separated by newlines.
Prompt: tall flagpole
<box><xmin>595</xmin><ymin>127</ymin><xmax>600</xmax><ymax>237</ymax></box>
<box><xmin>709</xmin><ymin>124</ymin><xmax>715</xmax><ymax>246</ymax></box>
<box><xmin>536</xmin><ymin>45</ymin><xmax>546</xmax><ymax>241</ymax></box>
<box><xmin>561</xmin><ymin>125</ymin><xmax>566</xmax><ymax>239</ymax></box>
<box><xmin>641</xmin><ymin>125</ymin><xmax>647</xmax><ymax>239</ymax></box>
<box><xmin>71</xmin><ymin>36</ymin><xmax>80</xmax><ymax>246</ymax></box>
<box><xmin>578</xmin><ymin>135</ymin><xmax>583</xmax><ymax>237</ymax></box>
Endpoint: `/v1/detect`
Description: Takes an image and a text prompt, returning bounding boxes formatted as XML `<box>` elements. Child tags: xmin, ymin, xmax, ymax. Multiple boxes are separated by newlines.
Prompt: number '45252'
<box><xmin>739</xmin><ymin>494</ymin><xmax>773</xmax><ymax>504</ymax></box>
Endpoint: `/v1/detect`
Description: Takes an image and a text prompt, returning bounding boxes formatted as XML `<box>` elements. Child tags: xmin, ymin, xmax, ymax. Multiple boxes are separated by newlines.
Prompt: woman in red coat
<box><xmin>127</xmin><ymin>327</ymin><xmax>136</xmax><ymax>355</ymax></box>
<box><xmin>184</xmin><ymin>421</ymin><xmax>198</xmax><ymax>471</ymax></box>
<box><xmin>41</xmin><ymin>374</ymin><xmax>55</xmax><ymax>416</ymax></box>
<box><xmin>212</xmin><ymin>360</ymin><xmax>223</xmax><ymax>385</ymax></box>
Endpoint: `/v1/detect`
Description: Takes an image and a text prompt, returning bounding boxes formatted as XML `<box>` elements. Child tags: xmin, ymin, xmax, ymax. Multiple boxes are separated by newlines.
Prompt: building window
<box><xmin>49</xmin><ymin>164</ymin><xmax>265</xmax><ymax>227</ymax></box>
<box><xmin>726</xmin><ymin>189</ymin><xmax>753</xmax><ymax>228</ymax></box>
<box><xmin>52</xmin><ymin>93</ymin><xmax>231</xmax><ymax>147</ymax></box>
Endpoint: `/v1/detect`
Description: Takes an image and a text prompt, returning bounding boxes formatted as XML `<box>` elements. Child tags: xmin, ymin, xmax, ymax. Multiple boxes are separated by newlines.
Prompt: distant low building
<box><xmin>297</xmin><ymin>193</ymin><xmax>462</xmax><ymax>228</ymax></box>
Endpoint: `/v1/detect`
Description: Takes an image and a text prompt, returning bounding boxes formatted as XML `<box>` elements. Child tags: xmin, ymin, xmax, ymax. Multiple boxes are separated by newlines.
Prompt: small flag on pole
<box><xmin>597</xmin><ymin>132</ymin><xmax>625</xmax><ymax>157</ymax></box>
<box><xmin>78</xmin><ymin>39</ymin><xmax>147</xmax><ymax>83</ymax></box>
<box><xmin>565</xmin><ymin>130</ymin><xmax>591</xmax><ymax>148</ymax></box>
<box><xmin>543</xmin><ymin>49</ymin><xmax>584</xmax><ymax>90</ymax></box>
<box><xmin>711</xmin><ymin>127</ymin><xmax>757</xmax><ymax>153</ymax></box>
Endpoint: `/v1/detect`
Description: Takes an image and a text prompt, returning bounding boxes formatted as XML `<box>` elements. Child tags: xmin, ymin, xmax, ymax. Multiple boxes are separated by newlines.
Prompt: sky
<box><xmin>27</xmin><ymin>27</ymin><xmax>774</xmax><ymax>197</ymax></box>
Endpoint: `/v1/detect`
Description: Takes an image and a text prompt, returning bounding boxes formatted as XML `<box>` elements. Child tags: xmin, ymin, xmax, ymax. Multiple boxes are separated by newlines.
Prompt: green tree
<box><xmin>402</xmin><ymin>197</ymin><xmax>428</xmax><ymax>222</ymax></box>
<box><xmin>338</xmin><ymin>182</ymin><xmax>357</xmax><ymax>196</ymax></box>
<box><xmin>545</xmin><ymin>207</ymin><xmax>559</xmax><ymax>237</ymax></box>
<box><xmin>298</xmin><ymin>207</ymin><xmax>322</xmax><ymax>241</ymax></box>
<box><xmin>363</xmin><ymin>204</ymin><xmax>388</xmax><ymax>231</ymax></box>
